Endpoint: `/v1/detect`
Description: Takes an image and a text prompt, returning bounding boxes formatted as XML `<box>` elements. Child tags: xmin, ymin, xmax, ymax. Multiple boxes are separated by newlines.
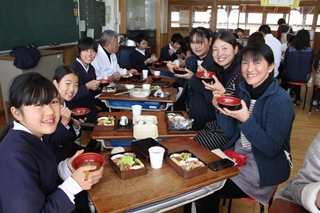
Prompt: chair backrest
<box><xmin>118</xmin><ymin>49</ymin><xmax>134</xmax><ymax>69</ymax></box>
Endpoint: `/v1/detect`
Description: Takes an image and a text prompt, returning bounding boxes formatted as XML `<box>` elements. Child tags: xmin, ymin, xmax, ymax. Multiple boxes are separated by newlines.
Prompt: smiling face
<box><xmin>78</xmin><ymin>48</ymin><xmax>96</xmax><ymax>68</ymax></box>
<box><xmin>212</xmin><ymin>38</ymin><xmax>238</xmax><ymax>69</ymax></box>
<box><xmin>190</xmin><ymin>34</ymin><xmax>212</xmax><ymax>59</ymax></box>
<box><xmin>241</xmin><ymin>54</ymin><xmax>274</xmax><ymax>88</ymax></box>
<box><xmin>11</xmin><ymin>96</ymin><xmax>61</xmax><ymax>138</ymax></box>
<box><xmin>53</xmin><ymin>73</ymin><xmax>79</xmax><ymax>103</ymax></box>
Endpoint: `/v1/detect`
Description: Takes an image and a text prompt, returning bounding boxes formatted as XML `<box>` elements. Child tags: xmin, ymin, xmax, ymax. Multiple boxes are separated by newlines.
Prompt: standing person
<box><xmin>129</xmin><ymin>33</ymin><xmax>157</xmax><ymax>72</ymax></box>
<box><xmin>174</xmin><ymin>27</ymin><xmax>216</xmax><ymax>130</ymax></box>
<box><xmin>158</xmin><ymin>33</ymin><xmax>183</xmax><ymax>62</ymax></box>
<box><xmin>194</xmin><ymin>30</ymin><xmax>244</xmax><ymax>150</ymax></box>
<box><xmin>276</xmin><ymin>18</ymin><xmax>294</xmax><ymax>44</ymax></box>
<box><xmin>259</xmin><ymin>24</ymin><xmax>282</xmax><ymax>78</ymax></box>
<box><xmin>281</xmin><ymin>29</ymin><xmax>313</xmax><ymax>106</ymax></box>
<box><xmin>0</xmin><ymin>72</ymin><xmax>103</xmax><ymax>213</ymax></box>
<box><xmin>68</xmin><ymin>37</ymin><xmax>100</xmax><ymax>129</ymax></box>
<box><xmin>91</xmin><ymin>30</ymin><xmax>136</xmax><ymax>86</ymax></box>
<box><xmin>195</xmin><ymin>42</ymin><xmax>295</xmax><ymax>213</ymax></box>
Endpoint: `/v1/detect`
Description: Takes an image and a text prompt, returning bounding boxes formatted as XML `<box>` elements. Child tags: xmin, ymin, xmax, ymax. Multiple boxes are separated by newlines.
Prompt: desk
<box><xmin>0</xmin><ymin>49</ymin><xmax>64</xmax><ymax>122</ymax></box>
<box><xmin>117</xmin><ymin>76</ymin><xmax>175</xmax><ymax>88</ymax></box>
<box><xmin>88</xmin><ymin>137</ymin><xmax>239</xmax><ymax>213</ymax></box>
<box><xmin>92</xmin><ymin>111</ymin><xmax>197</xmax><ymax>140</ymax></box>
<box><xmin>147</xmin><ymin>64</ymin><xmax>171</xmax><ymax>73</ymax></box>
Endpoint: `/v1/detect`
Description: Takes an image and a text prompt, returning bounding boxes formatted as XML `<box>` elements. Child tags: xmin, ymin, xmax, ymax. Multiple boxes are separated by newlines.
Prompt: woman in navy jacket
<box><xmin>195</xmin><ymin>42</ymin><xmax>295</xmax><ymax>213</ymax></box>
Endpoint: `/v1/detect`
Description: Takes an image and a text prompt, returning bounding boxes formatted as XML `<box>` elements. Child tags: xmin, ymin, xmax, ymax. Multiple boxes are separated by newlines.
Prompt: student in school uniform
<box><xmin>158</xmin><ymin>33</ymin><xmax>183</xmax><ymax>62</ymax></box>
<box><xmin>0</xmin><ymin>72</ymin><xmax>103</xmax><ymax>213</ymax></box>
<box><xmin>129</xmin><ymin>33</ymin><xmax>157</xmax><ymax>72</ymax></box>
<box><xmin>68</xmin><ymin>37</ymin><xmax>101</xmax><ymax>128</ymax></box>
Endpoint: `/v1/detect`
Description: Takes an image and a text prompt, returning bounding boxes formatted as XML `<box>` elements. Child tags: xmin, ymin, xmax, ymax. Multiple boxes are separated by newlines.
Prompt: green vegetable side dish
<box><xmin>118</xmin><ymin>155</ymin><xmax>135</xmax><ymax>166</ymax></box>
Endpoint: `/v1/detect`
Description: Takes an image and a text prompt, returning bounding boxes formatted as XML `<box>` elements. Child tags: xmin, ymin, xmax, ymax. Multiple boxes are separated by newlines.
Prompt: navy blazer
<box><xmin>43</xmin><ymin>122</ymin><xmax>82</xmax><ymax>164</ymax></box>
<box><xmin>158</xmin><ymin>45</ymin><xmax>178</xmax><ymax>62</ymax></box>
<box><xmin>130</xmin><ymin>49</ymin><xmax>152</xmax><ymax>71</ymax></box>
<box><xmin>0</xmin><ymin>129</ymin><xmax>75</xmax><ymax>213</ymax></box>
<box><xmin>69</xmin><ymin>60</ymin><xmax>99</xmax><ymax>124</ymax></box>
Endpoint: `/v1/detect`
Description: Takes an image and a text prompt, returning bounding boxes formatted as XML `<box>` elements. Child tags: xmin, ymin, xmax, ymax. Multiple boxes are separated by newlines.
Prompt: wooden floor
<box><xmin>0</xmin><ymin>86</ymin><xmax>319</xmax><ymax>213</ymax></box>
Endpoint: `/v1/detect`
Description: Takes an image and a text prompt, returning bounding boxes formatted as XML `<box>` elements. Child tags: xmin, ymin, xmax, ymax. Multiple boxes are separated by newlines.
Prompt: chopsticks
<box><xmin>84</xmin><ymin>162</ymin><xmax>90</xmax><ymax>181</ymax></box>
<box><xmin>114</xmin><ymin>90</ymin><xmax>130</xmax><ymax>96</ymax></box>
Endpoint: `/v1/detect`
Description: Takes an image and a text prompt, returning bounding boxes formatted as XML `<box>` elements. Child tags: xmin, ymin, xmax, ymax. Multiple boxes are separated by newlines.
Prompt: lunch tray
<box><xmin>131</xmin><ymin>138</ymin><xmax>168</xmax><ymax>162</ymax></box>
<box><xmin>116</xmin><ymin>119</ymin><xmax>133</xmax><ymax>131</ymax></box>
<box><xmin>95</xmin><ymin>116</ymin><xmax>116</xmax><ymax>131</ymax></box>
<box><xmin>149</xmin><ymin>91</ymin><xmax>170</xmax><ymax>100</ymax></box>
<box><xmin>151</xmin><ymin>80</ymin><xmax>169</xmax><ymax>86</ymax></box>
<box><xmin>165</xmin><ymin>150</ymin><xmax>207</xmax><ymax>179</ymax></box>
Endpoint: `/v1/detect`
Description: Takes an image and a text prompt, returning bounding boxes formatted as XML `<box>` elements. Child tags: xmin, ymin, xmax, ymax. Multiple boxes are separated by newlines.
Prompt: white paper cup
<box><xmin>148</xmin><ymin>146</ymin><xmax>165</xmax><ymax>169</ymax></box>
<box><xmin>142</xmin><ymin>69</ymin><xmax>148</xmax><ymax>79</ymax></box>
<box><xmin>132</xmin><ymin>105</ymin><xmax>142</xmax><ymax>116</ymax></box>
<box><xmin>154</xmin><ymin>71</ymin><xmax>160</xmax><ymax>76</ymax></box>
<box><xmin>142</xmin><ymin>84</ymin><xmax>150</xmax><ymax>90</ymax></box>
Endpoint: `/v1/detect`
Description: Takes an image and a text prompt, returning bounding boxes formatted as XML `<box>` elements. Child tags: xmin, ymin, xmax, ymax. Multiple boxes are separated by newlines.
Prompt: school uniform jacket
<box><xmin>69</xmin><ymin>60</ymin><xmax>99</xmax><ymax>124</ymax></box>
<box><xmin>91</xmin><ymin>45</ymin><xmax>127</xmax><ymax>82</ymax></box>
<box><xmin>129</xmin><ymin>49</ymin><xmax>151</xmax><ymax>72</ymax></box>
<box><xmin>0</xmin><ymin>129</ymin><xmax>75</xmax><ymax>213</ymax></box>
<box><xmin>43</xmin><ymin>122</ymin><xmax>82</xmax><ymax>164</ymax></box>
<box><xmin>158</xmin><ymin>45</ymin><xmax>178</xmax><ymax>62</ymax></box>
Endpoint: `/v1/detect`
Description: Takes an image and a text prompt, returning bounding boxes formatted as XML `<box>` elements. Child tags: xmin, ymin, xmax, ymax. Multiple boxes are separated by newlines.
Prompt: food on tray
<box><xmin>102</xmin><ymin>87</ymin><xmax>117</xmax><ymax>92</ymax></box>
<box><xmin>170</xmin><ymin>152</ymin><xmax>205</xmax><ymax>171</ymax></box>
<box><xmin>150</xmin><ymin>85</ymin><xmax>161</xmax><ymax>91</ymax></box>
<box><xmin>111</xmin><ymin>153</ymin><xmax>145</xmax><ymax>171</ymax></box>
<box><xmin>166</xmin><ymin>112</ymin><xmax>183</xmax><ymax>122</ymax></box>
<box><xmin>121</xmin><ymin>73</ymin><xmax>133</xmax><ymax>78</ymax></box>
<box><xmin>130</xmin><ymin>88</ymin><xmax>150</xmax><ymax>98</ymax></box>
<box><xmin>97</xmin><ymin>116</ymin><xmax>115</xmax><ymax>126</ymax></box>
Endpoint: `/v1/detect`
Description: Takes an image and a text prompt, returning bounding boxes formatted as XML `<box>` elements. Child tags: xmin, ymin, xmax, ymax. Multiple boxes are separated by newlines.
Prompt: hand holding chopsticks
<box><xmin>84</xmin><ymin>162</ymin><xmax>90</xmax><ymax>181</ymax></box>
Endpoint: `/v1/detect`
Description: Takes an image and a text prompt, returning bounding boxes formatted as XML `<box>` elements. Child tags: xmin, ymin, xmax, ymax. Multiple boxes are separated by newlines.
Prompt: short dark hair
<box><xmin>10</xmin><ymin>72</ymin><xmax>58</xmax><ymax>109</ymax></box>
<box><xmin>53</xmin><ymin>65</ymin><xmax>79</xmax><ymax>83</ymax></box>
<box><xmin>189</xmin><ymin>27</ymin><xmax>212</xmax><ymax>45</ymax></box>
<box><xmin>292</xmin><ymin>29</ymin><xmax>310</xmax><ymax>51</ymax></box>
<box><xmin>171</xmin><ymin>33</ymin><xmax>183</xmax><ymax>43</ymax></box>
<box><xmin>235</xmin><ymin>28</ymin><xmax>244</xmax><ymax>34</ymax></box>
<box><xmin>76</xmin><ymin>37</ymin><xmax>98</xmax><ymax>57</ymax></box>
<box><xmin>241</xmin><ymin>42</ymin><xmax>274</xmax><ymax>66</ymax></box>
<box><xmin>277</xmin><ymin>18</ymin><xmax>286</xmax><ymax>25</ymax></box>
<box><xmin>258</xmin><ymin>25</ymin><xmax>271</xmax><ymax>34</ymax></box>
<box><xmin>179</xmin><ymin>36</ymin><xmax>193</xmax><ymax>55</ymax></box>
<box><xmin>135</xmin><ymin>33</ymin><xmax>149</xmax><ymax>44</ymax></box>
<box><xmin>248</xmin><ymin>32</ymin><xmax>265</xmax><ymax>44</ymax></box>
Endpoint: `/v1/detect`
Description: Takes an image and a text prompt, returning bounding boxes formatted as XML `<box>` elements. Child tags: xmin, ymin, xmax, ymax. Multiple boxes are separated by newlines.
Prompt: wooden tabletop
<box><xmin>117</xmin><ymin>75</ymin><xmax>175</xmax><ymax>88</ymax></box>
<box><xmin>147</xmin><ymin>64</ymin><xmax>171</xmax><ymax>73</ymax></box>
<box><xmin>92</xmin><ymin>111</ymin><xmax>197</xmax><ymax>140</ymax></box>
<box><xmin>99</xmin><ymin>87</ymin><xmax>177</xmax><ymax>104</ymax></box>
<box><xmin>88</xmin><ymin>137</ymin><xmax>239</xmax><ymax>213</ymax></box>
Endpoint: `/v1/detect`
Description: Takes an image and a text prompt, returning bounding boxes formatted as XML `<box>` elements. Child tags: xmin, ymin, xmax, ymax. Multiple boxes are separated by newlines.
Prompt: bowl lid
<box><xmin>216</xmin><ymin>96</ymin><xmax>241</xmax><ymax>106</ymax></box>
<box><xmin>174</xmin><ymin>67</ymin><xmax>185</xmax><ymax>71</ymax></box>
<box><xmin>99</xmin><ymin>79</ymin><xmax>111</xmax><ymax>83</ymax></box>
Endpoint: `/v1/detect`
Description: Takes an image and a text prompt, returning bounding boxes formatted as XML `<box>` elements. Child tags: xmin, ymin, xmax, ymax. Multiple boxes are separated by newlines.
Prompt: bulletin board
<box><xmin>0</xmin><ymin>0</ymin><xmax>79</xmax><ymax>51</ymax></box>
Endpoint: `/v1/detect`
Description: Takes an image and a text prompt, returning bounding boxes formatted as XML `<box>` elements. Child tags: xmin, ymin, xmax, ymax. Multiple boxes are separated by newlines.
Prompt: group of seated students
<box><xmin>0</xmin><ymin>25</ymin><xmax>316</xmax><ymax>213</ymax></box>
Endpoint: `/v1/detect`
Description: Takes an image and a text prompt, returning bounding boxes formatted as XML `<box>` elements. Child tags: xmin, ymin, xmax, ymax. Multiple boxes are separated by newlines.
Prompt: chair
<box><xmin>118</xmin><ymin>48</ymin><xmax>134</xmax><ymax>69</ymax></box>
<box><xmin>287</xmin><ymin>82</ymin><xmax>308</xmax><ymax>110</ymax></box>
<box><xmin>223</xmin><ymin>187</ymin><xmax>277</xmax><ymax>213</ymax></box>
<box><xmin>309</xmin><ymin>85</ymin><xmax>320</xmax><ymax>114</ymax></box>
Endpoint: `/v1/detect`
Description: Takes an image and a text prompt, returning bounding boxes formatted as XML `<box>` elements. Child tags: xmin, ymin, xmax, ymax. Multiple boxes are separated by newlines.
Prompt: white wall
<box><xmin>104</xmin><ymin>0</ymin><xmax>119</xmax><ymax>32</ymax></box>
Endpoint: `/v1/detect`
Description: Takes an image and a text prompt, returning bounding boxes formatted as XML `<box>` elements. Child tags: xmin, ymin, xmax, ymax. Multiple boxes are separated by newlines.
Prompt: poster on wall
<box><xmin>260</xmin><ymin>0</ymin><xmax>300</xmax><ymax>8</ymax></box>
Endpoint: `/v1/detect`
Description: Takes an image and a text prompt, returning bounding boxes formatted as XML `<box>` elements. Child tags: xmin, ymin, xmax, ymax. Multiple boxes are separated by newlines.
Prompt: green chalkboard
<box><xmin>79</xmin><ymin>0</ymin><xmax>105</xmax><ymax>40</ymax></box>
<box><xmin>0</xmin><ymin>0</ymin><xmax>79</xmax><ymax>51</ymax></box>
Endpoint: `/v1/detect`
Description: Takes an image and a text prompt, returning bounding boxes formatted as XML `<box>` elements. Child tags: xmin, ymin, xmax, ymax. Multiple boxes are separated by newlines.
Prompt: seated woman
<box><xmin>274</xmin><ymin>132</ymin><xmax>320</xmax><ymax>213</ymax></box>
<box><xmin>195</xmin><ymin>42</ymin><xmax>295</xmax><ymax>213</ymax></box>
